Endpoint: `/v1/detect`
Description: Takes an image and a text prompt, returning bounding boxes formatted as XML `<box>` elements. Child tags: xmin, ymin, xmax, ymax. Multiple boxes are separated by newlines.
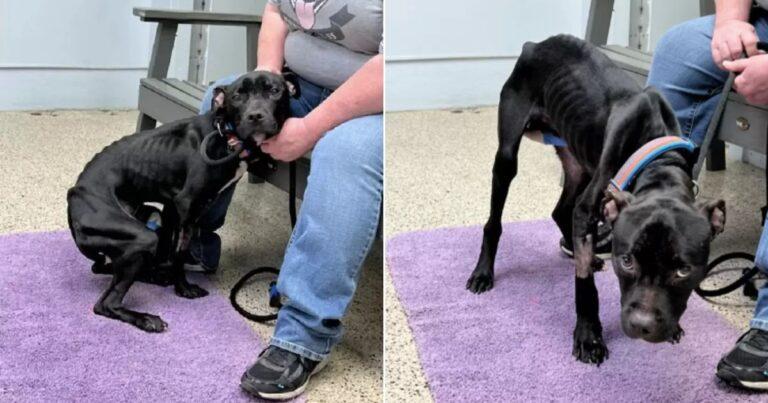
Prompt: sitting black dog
<box><xmin>466</xmin><ymin>35</ymin><xmax>725</xmax><ymax>365</ymax></box>
<box><xmin>67</xmin><ymin>71</ymin><xmax>293</xmax><ymax>332</ymax></box>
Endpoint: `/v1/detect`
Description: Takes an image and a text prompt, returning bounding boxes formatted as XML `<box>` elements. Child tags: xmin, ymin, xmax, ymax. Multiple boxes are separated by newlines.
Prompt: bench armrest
<box><xmin>133</xmin><ymin>7</ymin><xmax>262</xmax><ymax>26</ymax></box>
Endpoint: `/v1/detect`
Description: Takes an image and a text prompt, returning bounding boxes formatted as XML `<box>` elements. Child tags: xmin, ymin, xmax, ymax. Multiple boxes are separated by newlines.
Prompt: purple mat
<box><xmin>0</xmin><ymin>230</ymin><xmax>281</xmax><ymax>402</ymax></box>
<box><xmin>388</xmin><ymin>220</ymin><xmax>764</xmax><ymax>402</ymax></box>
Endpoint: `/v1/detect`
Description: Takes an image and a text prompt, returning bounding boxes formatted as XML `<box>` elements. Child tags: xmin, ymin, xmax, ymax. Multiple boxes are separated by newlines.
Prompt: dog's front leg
<box><xmin>570</xmin><ymin>180</ymin><xmax>610</xmax><ymax>365</ymax></box>
<box><xmin>170</xmin><ymin>225</ymin><xmax>209</xmax><ymax>299</ymax></box>
<box><xmin>170</xmin><ymin>196</ymin><xmax>209</xmax><ymax>299</ymax></box>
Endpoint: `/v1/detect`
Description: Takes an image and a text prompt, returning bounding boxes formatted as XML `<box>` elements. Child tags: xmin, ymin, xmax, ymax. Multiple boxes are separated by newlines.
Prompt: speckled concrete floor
<box><xmin>0</xmin><ymin>110</ymin><xmax>382</xmax><ymax>403</ymax></box>
<box><xmin>384</xmin><ymin>107</ymin><xmax>765</xmax><ymax>402</ymax></box>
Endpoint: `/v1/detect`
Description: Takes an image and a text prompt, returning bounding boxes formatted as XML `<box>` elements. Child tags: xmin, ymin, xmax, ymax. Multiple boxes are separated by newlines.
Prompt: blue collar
<box><xmin>608</xmin><ymin>136</ymin><xmax>696</xmax><ymax>193</ymax></box>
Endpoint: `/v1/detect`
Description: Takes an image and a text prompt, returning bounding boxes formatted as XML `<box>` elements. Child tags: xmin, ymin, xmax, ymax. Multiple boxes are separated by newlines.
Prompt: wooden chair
<box><xmin>133</xmin><ymin>7</ymin><xmax>309</xmax><ymax>197</ymax></box>
<box><xmin>586</xmin><ymin>0</ymin><xmax>768</xmax><ymax>174</ymax></box>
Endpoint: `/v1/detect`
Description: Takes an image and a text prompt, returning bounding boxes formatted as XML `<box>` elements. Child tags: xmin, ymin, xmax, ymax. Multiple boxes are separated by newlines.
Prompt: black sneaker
<box><xmin>240</xmin><ymin>345</ymin><xmax>327</xmax><ymax>400</ymax></box>
<box><xmin>717</xmin><ymin>329</ymin><xmax>768</xmax><ymax>390</ymax></box>
<box><xmin>560</xmin><ymin>222</ymin><xmax>613</xmax><ymax>260</ymax></box>
<box><xmin>183</xmin><ymin>232</ymin><xmax>221</xmax><ymax>274</ymax></box>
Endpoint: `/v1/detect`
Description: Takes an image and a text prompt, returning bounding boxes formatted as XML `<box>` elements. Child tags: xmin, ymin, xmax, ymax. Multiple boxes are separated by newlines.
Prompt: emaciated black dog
<box><xmin>466</xmin><ymin>35</ymin><xmax>726</xmax><ymax>365</ymax></box>
<box><xmin>67</xmin><ymin>71</ymin><xmax>293</xmax><ymax>332</ymax></box>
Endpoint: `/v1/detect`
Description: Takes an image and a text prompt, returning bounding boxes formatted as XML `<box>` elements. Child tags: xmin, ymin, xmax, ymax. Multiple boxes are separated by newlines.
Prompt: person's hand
<box><xmin>712</xmin><ymin>19</ymin><xmax>759</xmax><ymax>68</ymax></box>
<box><xmin>723</xmin><ymin>54</ymin><xmax>768</xmax><ymax>105</ymax></box>
<box><xmin>261</xmin><ymin>118</ymin><xmax>321</xmax><ymax>161</ymax></box>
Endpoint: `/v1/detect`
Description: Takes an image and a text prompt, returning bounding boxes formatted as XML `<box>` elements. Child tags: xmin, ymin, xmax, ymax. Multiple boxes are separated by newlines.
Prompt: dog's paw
<box><xmin>669</xmin><ymin>325</ymin><xmax>685</xmax><ymax>344</ymax></box>
<box><xmin>175</xmin><ymin>283</ymin><xmax>209</xmax><ymax>299</ymax></box>
<box><xmin>135</xmin><ymin>314</ymin><xmax>168</xmax><ymax>333</ymax></box>
<box><xmin>590</xmin><ymin>256</ymin><xmax>604</xmax><ymax>272</ymax></box>
<box><xmin>466</xmin><ymin>270</ymin><xmax>494</xmax><ymax>294</ymax></box>
<box><xmin>572</xmin><ymin>320</ymin><xmax>609</xmax><ymax>366</ymax></box>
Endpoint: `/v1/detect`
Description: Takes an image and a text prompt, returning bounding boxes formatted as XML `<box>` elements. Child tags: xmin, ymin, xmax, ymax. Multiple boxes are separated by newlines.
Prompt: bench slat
<box><xmin>164</xmin><ymin>78</ymin><xmax>206</xmax><ymax>102</ymax></box>
<box><xmin>134</xmin><ymin>7</ymin><xmax>262</xmax><ymax>26</ymax></box>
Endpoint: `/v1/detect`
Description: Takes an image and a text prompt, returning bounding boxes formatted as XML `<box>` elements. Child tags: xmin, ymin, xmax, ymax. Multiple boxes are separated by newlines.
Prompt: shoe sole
<box><xmin>560</xmin><ymin>244</ymin><xmax>612</xmax><ymax>261</ymax></box>
<box><xmin>183</xmin><ymin>263</ymin><xmax>215</xmax><ymax>274</ymax></box>
<box><xmin>240</xmin><ymin>359</ymin><xmax>328</xmax><ymax>401</ymax></box>
<box><xmin>716</xmin><ymin>365</ymin><xmax>768</xmax><ymax>390</ymax></box>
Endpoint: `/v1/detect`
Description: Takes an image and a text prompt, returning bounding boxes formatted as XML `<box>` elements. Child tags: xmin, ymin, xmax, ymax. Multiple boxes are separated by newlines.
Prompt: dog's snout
<box><xmin>628</xmin><ymin>310</ymin><xmax>658</xmax><ymax>335</ymax></box>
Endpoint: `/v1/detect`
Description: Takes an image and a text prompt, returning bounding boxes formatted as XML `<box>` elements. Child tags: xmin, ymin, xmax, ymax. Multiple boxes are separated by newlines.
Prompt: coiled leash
<box><xmin>695</xmin><ymin>252</ymin><xmax>762</xmax><ymax>299</ymax></box>
<box><xmin>199</xmin><ymin>122</ymin><xmax>246</xmax><ymax>166</ymax></box>
<box><xmin>228</xmin><ymin>163</ymin><xmax>296</xmax><ymax>322</ymax></box>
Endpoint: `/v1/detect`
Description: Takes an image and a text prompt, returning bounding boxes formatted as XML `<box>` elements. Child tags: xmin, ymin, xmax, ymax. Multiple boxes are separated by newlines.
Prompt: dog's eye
<box><xmin>231</xmin><ymin>94</ymin><xmax>241</xmax><ymax>101</ymax></box>
<box><xmin>619</xmin><ymin>254</ymin><xmax>634</xmax><ymax>272</ymax></box>
<box><xmin>676</xmin><ymin>266</ymin><xmax>692</xmax><ymax>279</ymax></box>
<box><xmin>269</xmin><ymin>87</ymin><xmax>280</xmax><ymax>94</ymax></box>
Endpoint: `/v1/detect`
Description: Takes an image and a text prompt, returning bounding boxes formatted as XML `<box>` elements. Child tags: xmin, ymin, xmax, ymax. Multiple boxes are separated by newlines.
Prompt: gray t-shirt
<box><xmin>268</xmin><ymin>0</ymin><xmax>382</xmax><ymax>89</ymax></box>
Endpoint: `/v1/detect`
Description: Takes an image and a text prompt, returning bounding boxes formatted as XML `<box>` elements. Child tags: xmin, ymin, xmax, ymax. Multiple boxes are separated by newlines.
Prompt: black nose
<box><xmin>628</xmin><ymin>307</ymin><xmax>661</xmax><ymax>337</ymax></box>
<box><xmin>247</xmin><ymin>112</ymin><xmax>264</xmax><ymax>122</ymax></box>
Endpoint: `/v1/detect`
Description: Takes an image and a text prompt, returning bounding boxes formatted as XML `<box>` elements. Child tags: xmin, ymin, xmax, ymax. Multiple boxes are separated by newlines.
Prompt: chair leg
<box><xmin>136</xmin><ymin>113</ymin><xmax>157</xmax><ymax>132</ymax></box>
<box><xmin>705</xmin><ymin>139</ymin><xmax>726</xmax><ymax>171</ymax></box>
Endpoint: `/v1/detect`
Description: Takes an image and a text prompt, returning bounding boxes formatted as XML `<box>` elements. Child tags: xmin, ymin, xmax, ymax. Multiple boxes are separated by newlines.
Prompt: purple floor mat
<box><xmin>388</xmin><ymin>220</ymin><xmax>764</xmax><ymax>402</ymax></box>
<box><xmin>0</xmin><ymin>230</ymin><xmax>273</xmax><ymax>402</ymax></box>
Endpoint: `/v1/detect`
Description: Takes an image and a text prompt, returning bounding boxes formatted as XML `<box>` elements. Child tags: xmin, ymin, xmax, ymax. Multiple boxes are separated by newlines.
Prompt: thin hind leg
<box><xmin>466</xmin><ymin>73</ymin><xmax>533</xmax><ymax>293</ymax></box>
<box><xmin>94</xmin><ymin>249</ymin><xmax>168</xmax><ymax>332</ymax></box>
<box><xmin>552</xmin><ymin>147</ymin><xmax>589</xmax><ymax>243</ymax></box>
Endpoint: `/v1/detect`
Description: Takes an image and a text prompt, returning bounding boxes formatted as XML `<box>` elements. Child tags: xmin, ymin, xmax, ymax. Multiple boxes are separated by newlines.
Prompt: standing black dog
<box><xmin>466</xmin><ymin>35</ymin><xmax>726</xmax><ymax>365</ymax></box>
<box><xmin>67</xmin><ymin>71</ymin><xmax>293</xmax><ymax>332</ymax></box>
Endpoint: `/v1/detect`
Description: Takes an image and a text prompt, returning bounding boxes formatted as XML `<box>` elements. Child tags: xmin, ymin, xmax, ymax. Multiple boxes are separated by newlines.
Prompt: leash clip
<box><xmin>215</xmin><ymin>121</ymin><xmax>225</xmax><ymax>138</ymax></box>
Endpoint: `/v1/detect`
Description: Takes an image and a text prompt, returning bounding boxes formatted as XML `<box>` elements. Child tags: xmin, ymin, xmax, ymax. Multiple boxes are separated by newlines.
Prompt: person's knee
<box><xmin>654</xmin><ymin>16</ymin><xmax>714</xmax><ymax>63</ymax></box>
<box><xmin>310</xmin><ymin>115</ymin><xmax>383</xmax><ymax>175</ymax></box>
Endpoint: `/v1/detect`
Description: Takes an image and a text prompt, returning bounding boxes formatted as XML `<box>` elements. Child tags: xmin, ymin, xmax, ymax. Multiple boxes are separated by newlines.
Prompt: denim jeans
<box><xmin>198</xmin><ymin>74</ymin><xmax>383</xmax><ymax>360</ymax></box>
<box><xmin>648</xmin><ymin>11</ymin><xmax>768</xmax><ymax>331</ymax></box>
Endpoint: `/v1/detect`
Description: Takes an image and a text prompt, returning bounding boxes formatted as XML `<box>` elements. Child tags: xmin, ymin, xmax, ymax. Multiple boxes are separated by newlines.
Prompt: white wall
<box><xmin>0</xmin><ymin>0</ymin><xmax>264</xmax><ymax>111</ymax></box>
<box><xmin>385</xmin><ymin>0</ymin><xmax>704</xmax><ymax>111</ymax></box>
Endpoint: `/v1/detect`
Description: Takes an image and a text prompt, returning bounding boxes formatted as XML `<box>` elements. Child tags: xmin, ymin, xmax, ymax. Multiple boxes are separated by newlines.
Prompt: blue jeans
<box><xmin>648</xmin><ymin>11</ymin><xmax>768</xmax><ymax>331</ymax></box>
<box><xmin>198</xmin><ymin>75</ymin><xmax>383</xmax><ymax>360</ymax></box>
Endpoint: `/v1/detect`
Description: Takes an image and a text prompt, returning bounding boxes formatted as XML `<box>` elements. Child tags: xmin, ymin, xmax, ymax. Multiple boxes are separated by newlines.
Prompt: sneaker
<box><xmin>717</xmin><ymin>328</ymin><xmax>768</xmax><ymax>390</ymax></box>
<box><xmin>560</xmin><ymin>222</ymin><xmax>613</xmax><ymax>260</ymax></box>
<box><xmin>183</xmin><ymin>232</ymin><xmax>221</xmax><ymax>273</ymax></box>
<box><xmin>240</xmin><ymin>345</ymin><xmax>327</xmax><ymax>400</ymax></box>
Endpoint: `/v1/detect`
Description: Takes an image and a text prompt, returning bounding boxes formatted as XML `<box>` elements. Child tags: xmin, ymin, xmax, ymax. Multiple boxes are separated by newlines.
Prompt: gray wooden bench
<box><xmin>134</xmin><ymin>7</ymin><xmax>309</xmax><ymax>197</ymax></box>
<box><xmin>586</xmin><ymin>0</ymin><xmax>768</xmax><ymax>173</ymax></box>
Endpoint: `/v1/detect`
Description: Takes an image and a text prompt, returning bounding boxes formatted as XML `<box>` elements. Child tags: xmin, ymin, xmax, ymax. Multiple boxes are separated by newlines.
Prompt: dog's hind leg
<box><xmin>466</xmin><ymin>72</ymin><xmax>533</xmax><ymax>294</ymax></box>
<box><xmin>552</xmin><ymin>147</ymin><xmax>589</xmax><ymax>242</ymax></box>
<box><xmin>92</xmin><ymin>227</ymin><xmax>168</xmax><ymax>332</ymax></box>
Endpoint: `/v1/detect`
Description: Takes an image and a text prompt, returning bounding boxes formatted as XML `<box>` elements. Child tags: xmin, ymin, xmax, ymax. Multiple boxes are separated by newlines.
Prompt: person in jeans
<box><xmin>194</xmin><ymin>0</ymin><xmax>382</xmax><ymax>399</ymax></box>
<box><xmin>648</xmin><ymin>0</ymin><xmax>768</xmax><ymax>390</ymax></box>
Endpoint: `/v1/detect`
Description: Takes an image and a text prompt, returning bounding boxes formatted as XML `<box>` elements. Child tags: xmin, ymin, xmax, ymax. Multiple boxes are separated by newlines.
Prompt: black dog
<box><xmin>67</xmin><ymin>71</ymin><xmax>293</xmax><ymax>332</ymax></box>
<box><xmin>466</xmin><ymin>35</ymin><xmax>725</xmax><ymax>365</ymax></box>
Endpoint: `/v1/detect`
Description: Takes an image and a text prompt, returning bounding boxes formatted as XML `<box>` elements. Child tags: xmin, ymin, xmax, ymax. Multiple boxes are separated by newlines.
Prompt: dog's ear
<box><xmin>211</xmin><ymin>86</ymin><xmax>227</xmax><ymax>114</ymax></box>
<box><xmin>644</xmin><ymin>86</ymin><xmax>681</xmax><ymax>136</ymax></box>
<box><xmin>282</xmin><ymin>71</ymin><xmax>300</xmax><ymax>98</ymax></box>
<box><xmin>603</xmin><ymin>189</ymin><xmax>634</xmax><ymax>223</ymax></box>
<box><xmin>695</xmin><ymin>198</ymin><xmax>726</xmax><ymax>237</ymax></box>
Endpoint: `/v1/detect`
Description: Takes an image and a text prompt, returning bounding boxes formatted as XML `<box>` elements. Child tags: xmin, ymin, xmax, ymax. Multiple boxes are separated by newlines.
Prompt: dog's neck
<box><xmin>630</xmin><ymin>150</ymin><xmax>695</xmax><ymax>202</ymax></box>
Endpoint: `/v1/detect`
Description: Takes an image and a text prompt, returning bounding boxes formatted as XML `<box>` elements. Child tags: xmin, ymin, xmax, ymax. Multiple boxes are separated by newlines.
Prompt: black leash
<box><xmin>691</xmin><ymin>42</ymin><xmax>768</xmax><ymax>299</ymax></box>
<box><xmin>199</xmin><ymin>123</ymin><xmax>244</xmax><ymax>166</ymax></box>
<box><xmin>229</xmin><ymin>160</ymin><xmax>298</xmax><ymax>323</ymax></box>
<box><xmin>695</xmin><ymin>252</ymin><xmax>762</xmax><ymax>298</ymax></box>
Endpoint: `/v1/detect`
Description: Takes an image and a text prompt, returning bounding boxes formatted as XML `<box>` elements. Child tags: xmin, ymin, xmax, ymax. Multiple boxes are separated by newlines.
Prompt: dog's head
<box><xmin>210</xmin><ymin>70</ymin><xmax>297</xmax><ymax>144</ymax></box>
<box><xmin>604</xmin><ymin>190</ymin><xmax>725</xmax><ymax>343</ymax></box>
